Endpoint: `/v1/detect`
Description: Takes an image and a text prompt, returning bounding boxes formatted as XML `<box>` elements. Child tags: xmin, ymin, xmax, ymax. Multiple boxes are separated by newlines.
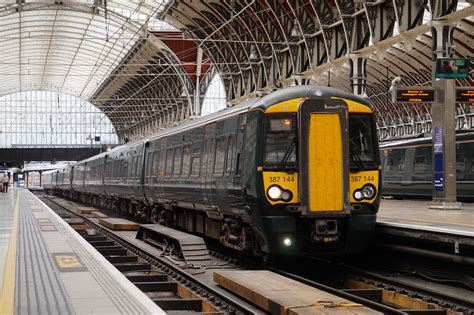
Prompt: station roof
<box><xmin>0</xmin><ymin>1</ymin><xmax>472</xmax><ymax>141</ymax></box>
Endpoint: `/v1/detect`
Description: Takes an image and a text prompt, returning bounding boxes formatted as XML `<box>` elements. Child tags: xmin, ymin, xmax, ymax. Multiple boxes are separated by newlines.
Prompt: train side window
<box><xmin>226</xmin><ymin>135</ymin><xmax>233</xmax><ymax>175</ymax></box>
<box><xmin>214</xmin><ymin>136</ymin><xmax>227</xmax><ymax>176</ymax></box>
<box><xmin>152</xmin><ymin>151</ymin><xmax>160</xmax><ymax>176</ymax></box>
<box><xmin>165</xmin><ymin>148</ymin><xmax>174</xmax><ymax>177</ymax></box>
<box><xmin>413</xmin><ymin>147</ymin><xmax>432</xmax><ymax>175</ymax></box>
<box><xmin>190</xmin><ymin>143</ymin><xmax>201</xmax><ymax>177</ymax></box>
<box><xmin>135</xmin><ymin>155</ymin><xmax>141</xmax><ymax>179</ymax></box>
<box><xmin>235</xmin><ymin>125</ymin><xmax>245</xmax><ymax>176</ymax></box>
<box><xmin>181</xmin><ymin>145</ymin><xmax>191</xmax><ymax>177</ymax></box>
<box><xmin>173</xmin><ymin>147</ymin><xmax>182</xmax><ymax>177</ymax></box>
<box><xmin>146</xmin><ymin>152</ymin><xmax>153</xmax><ymax>177</ymax></box>
<box><xmin>397</xmin><ymin>157</ymin><xmax>405</xmax><ymax>171</ymax></box>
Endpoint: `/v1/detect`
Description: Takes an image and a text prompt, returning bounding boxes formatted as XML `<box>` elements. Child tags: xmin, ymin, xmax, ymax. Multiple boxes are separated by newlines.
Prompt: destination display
<box><xmin>456</xmin><ymin>88</ymin><xmax>474</xmax><ymax>103</ymax></box>
<box><xmin>394</xmin><ymin>87</ymin><xmax>434</xmax><ymax>103</ymax></box>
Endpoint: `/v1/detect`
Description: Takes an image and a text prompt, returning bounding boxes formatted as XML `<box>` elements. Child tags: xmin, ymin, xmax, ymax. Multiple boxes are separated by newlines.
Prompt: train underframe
<box><xmin>49</xmin><ymin>188</ymin><xmax>375</xmax><ymax>256</ymax></box>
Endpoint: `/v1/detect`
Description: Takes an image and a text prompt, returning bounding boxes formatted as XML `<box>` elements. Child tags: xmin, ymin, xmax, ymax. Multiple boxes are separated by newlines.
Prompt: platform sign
<box><xmin>456</xmin><ymin>87</ymin><xmax>474</xmax><ymax>103</ymax></box>
<box><xmin>393</xmin><ymin>87</ymin><xmax>435</xmax><ymax>103</ymax></box>
<box><xmin>435</xmin><ymin>58</ymin><xmax>470</xmax><ymax>79</ymax></box>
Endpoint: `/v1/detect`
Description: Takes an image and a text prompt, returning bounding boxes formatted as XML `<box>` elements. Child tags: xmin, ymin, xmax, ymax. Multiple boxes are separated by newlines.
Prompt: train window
<box><xmin>182</xmin><ymin>145</ymin><xmax>191</xmax><ymax>177</ymax></box>
<box><xmin>397</xmin><ymin>157</ymin><xmax>405</xmax><ymax>171</ymax></box>
<box><xmin>214</xmin><ymin>136</ymin><xmax>227</xmax><ymax>175</ymax></box>
<box><xmin>349</xmin><ymin>115</ymin><xmax>376</xmax><ymax>170</ymax></box>
<box><xmin>173</xmin><ymin>147</ymin><xmax>182</xmax><ymax>177</ymax></box>
<box><xmin>414</xmin><ymin>147</ymin><xmax>431</xmax><ymax>175</ymax></box>
<box><xmin>190</xmin><ymin>141</ymin><xmax>202</xmax><ymax>177</ymax></box>
<box><xmin>165</xmin><ymin>148</ymin><xmax>174</xmax><ymax>176</ymax></box>
<box><xmin>226</xmin><ymin>135</ymin><xmax>233</xmax><ymax>175</ymax></box>
<box><xmin>135</xmin><ymin>156</ymin><xmax>141</xmax><ymax>179</ymax></box>
<box><xmin>235</xmin><ymin>125</ymin><xmax>244</xmax><ymax>176</ymax></box>
<box><xmin>264</xmin><ymin>114</ymin><xmax>297</xmax><ymax>169</ymax></box>
<box><xmin>146</xmin><ymin>152</ymin><xmax>153</xmax><ymax>177</ymax></box>
<box><xmin>191</xmin><ymin>157</ymin><xmax>201</xmax><ymax>177</ymax></box>
<box><xmin>152</xmin><ymin>151</ymin><xmax>160</xmax><ymax>176</ymax></box>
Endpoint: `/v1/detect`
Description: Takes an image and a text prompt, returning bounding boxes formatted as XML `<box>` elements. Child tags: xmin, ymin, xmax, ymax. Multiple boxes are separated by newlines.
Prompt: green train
<box><xmin>44</xmin><ymin>85</ymin><xmax>381</xmax><ymax>257</ymax></box>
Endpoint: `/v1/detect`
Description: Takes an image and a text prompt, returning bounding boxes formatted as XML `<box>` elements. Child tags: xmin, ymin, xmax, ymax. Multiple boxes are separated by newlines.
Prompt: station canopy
<box><xmin>0</xmin><ymin>1</ymin><xmax>472</xmax><ymax>141</ymax></box>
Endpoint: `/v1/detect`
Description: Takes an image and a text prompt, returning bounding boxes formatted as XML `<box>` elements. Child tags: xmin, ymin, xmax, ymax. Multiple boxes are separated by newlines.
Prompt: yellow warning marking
<box><xmin>379</xmin><ymin>216</ymin><xmax>474</xmax><ymax>228</ymax></box>
<box><xmin>54</xmin><ymin>255</ymin><xmax>82</xmax><ymax>269</ymax></box>
<box><xmin>0</xmin><ymin>193</ymin><xmax>20</xmax><ymax>315</ymax></box>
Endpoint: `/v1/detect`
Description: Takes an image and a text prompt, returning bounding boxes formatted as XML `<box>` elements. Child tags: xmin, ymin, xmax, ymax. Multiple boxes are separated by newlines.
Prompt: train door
<box><xmin>157</xmin><ymin>138</ymin><xmax>167</xmax><ymax>203</ymax></box>
<box><xmin>201</xmin><ymin>123</ymin><xmax>217</xmax><ymax>213</ymax></box>
<box><xmin>298</xmin><ymin>98</ymin><xmax>350</xmax><ymax>214</ymax></box>
<box><xmin>230</xmin><ymin>114</ymin><xmax>247</xmax><ymax>214</ymax></box>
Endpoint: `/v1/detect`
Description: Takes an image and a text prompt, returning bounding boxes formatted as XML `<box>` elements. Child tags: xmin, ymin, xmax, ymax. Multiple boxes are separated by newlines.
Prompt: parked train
<box><xmin>43</xmin><ymin>85</ymin><xmax>381</xmax><ymax>257</ymax></box>
<box><xmin>381</xmin><ymin>132</ymin><xmax>474</xmax><ymax>200</ymax></box>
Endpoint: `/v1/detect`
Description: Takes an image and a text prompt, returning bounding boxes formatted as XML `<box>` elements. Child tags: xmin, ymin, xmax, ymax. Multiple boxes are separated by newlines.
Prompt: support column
<box><xmin>429</xmin><ymin>22</ymin><xmax>460</xmax><ymax>209</ymax></box>
<box><xmin>194</xmin><ymin>47</ymin><xmax>203</xmax><ymax>117</ymax></box>
<box><xmin>349</xmin><ymin>54</ymin><xmax>367</xmax><ymax>97</ymax></box>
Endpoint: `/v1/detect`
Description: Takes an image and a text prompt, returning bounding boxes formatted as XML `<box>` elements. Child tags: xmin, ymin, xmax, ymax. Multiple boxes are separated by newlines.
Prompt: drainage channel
<box><xmin>40</xmin><ymin>195</ymin><xmax>259</xmax><ymax>315</ymax></box>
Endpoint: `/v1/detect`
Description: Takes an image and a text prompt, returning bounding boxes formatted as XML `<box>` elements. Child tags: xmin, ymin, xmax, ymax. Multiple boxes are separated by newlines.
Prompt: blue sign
<box><xmin>433</xmin><ymin>127</ymin><xmax>444</xmax><ymax>192</ymax></box>
<box><xmin>433</xmin><ymin>127</ymin><xmax>443</xmax><ymax>153</ymax></box>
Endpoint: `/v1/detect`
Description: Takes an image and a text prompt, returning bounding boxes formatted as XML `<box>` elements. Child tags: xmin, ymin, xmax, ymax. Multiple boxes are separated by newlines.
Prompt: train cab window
<box><xmin>349</xmin><ymin>115</ymin><xmax>377</xmax><ymax>171</ymax></box>
<box><xmin>214</xmin><ymin>136</ymin><xmax>227</xmax><ymax>175</ymax></box>
<box><xmin>181</xmin><ymin>145</ymin><xmax>191</xmax><ymax>177</ymax></box>
<box><xmin>165</xmin><ymin>148</ymin><xmax>174</xmax><ymax>177</ymax></box>
<box><xmin>173</xmin><ymin>147</ymin><xmax>182</xmax><ymax>177</ymax></box>
<box><xmin>226</xmin><ymin>135</ymin><xmax>233</xmax><ymax>175</ymax></box>
<box><xmin>264</xmin><ymin>114</ymin><xmax>297</xmax><ymax>170</ymax></box>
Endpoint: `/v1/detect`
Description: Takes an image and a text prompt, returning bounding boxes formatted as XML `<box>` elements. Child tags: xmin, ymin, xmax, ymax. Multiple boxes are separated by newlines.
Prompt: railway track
<box><xmin>38</xmin><ymin>193</ymin><xmax>473</xmax><ymax>315</ymax></box>
<box><xmin>39</xmin><ymin>194</ymin><xmax>260</xmax><ymax>315</ymax></box>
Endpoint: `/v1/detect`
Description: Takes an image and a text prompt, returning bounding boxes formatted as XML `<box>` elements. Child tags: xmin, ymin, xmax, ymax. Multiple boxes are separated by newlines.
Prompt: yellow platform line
<box><xmin>0</xmin><ymin>193</ymin><xmax>20</xmax><ymax>315</ymax></box>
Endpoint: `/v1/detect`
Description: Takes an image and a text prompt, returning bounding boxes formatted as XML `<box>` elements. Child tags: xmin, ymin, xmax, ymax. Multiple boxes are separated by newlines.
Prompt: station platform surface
<box><xmin>0</xmin><ymin>188</ymin><xmax>164</xmax><ymax>315</ymax></box>
<box><xmin>378</xmin><ymin>199</ymin><xmax>474</xmax><ymax>237</ymax></box>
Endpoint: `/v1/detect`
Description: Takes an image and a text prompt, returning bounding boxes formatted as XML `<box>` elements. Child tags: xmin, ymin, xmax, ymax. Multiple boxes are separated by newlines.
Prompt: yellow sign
<box><xmin>54</xmin><ymin>255</ymin><xmax>83</xmax><ymax>269</ymax></box>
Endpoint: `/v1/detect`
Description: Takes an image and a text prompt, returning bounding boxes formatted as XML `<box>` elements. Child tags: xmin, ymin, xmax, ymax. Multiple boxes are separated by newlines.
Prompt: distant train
<box><xmin>43</xmin><ymin>85</ymin><xmax>381</xmax><ymax>257</ymax></box>
<box><xmin>381</xmin><ymin>132</ymin><xmax>474</xmax><ymax>200</ymax></box>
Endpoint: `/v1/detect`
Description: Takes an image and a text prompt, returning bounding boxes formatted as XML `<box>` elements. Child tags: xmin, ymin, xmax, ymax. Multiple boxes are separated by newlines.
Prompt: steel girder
<box><xmin>165</xmin><ymin>0</ymin><xmax>472</xmax><ymax>140</ymax></box>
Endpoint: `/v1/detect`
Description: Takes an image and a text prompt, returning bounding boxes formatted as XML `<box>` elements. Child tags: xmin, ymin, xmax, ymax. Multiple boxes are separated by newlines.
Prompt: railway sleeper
<box><xmin>113</xmin><ymin>262</ymin><xmax>152</xmax><ymax>272</ymax></box>
<box><xmin>153</xmin><ymin>298</ymin><xmax>202</xmax><ymax>311</ymax></box>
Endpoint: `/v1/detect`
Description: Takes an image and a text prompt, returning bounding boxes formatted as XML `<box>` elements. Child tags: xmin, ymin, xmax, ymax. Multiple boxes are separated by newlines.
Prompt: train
<box><xmin>42</xmin><ymin>85</ymin><xmax>381</xmax><ymax>257</ymax></box>
<box><xmin>381</xmin><ymin>132</ymin><xmax>474</xmax><ymax>200</ymax></box>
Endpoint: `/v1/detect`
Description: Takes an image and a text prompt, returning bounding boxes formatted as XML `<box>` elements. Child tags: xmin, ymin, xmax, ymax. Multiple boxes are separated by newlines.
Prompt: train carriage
<box><xmin>381</xmin><ymin>132</ymin><xmax>474</xmax><ymax>199</ymax></box>
<box><xmin>46</xmin><ymin>85</ymin><xmax>381</xmax><ymax>257</ymax></box>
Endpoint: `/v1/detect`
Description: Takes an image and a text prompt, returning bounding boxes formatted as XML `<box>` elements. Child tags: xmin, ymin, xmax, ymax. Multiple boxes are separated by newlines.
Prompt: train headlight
<box><xmin>353</xmin><ymin>190</ymin><xmax>363</xmax><ymax>201</ymax></box>
<box><xmin>267</xmin><ymin>185</ymin><xmax>283</xmax><ymax>200</ymax></box>
<box><xmin>283</xmin><ymin>238</ymin><xmax>292</xmax><ymax>247</ymax></box>
<box><xmin>281</xmin><ymin>190</ymin><xmax>293</xmax><ymax>202</ymax></box>
<box><xmin>362</xmin><ymin>184</ymin><xmax>376</xmax><ymax>199</ymax></box>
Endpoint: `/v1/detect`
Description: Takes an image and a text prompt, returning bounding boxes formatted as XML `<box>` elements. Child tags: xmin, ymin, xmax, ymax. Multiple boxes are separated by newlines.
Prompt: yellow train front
<box><xmin>246</xmin><ymin>86</ymin><xmax>381</xmax><ymax>256</ymax></box>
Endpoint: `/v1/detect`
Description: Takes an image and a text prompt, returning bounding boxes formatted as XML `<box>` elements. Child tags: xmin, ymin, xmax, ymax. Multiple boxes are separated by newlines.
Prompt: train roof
<box><xmin>251</xmin><ymin>85</ymin><xmax>372</xmax><ymax>110</ymax></box>
<box><xmin>380</xmin><ymin>131</ymin><xmax>474</xmax><ymax>148</ymax></box>
<box><xmin>72</xmin><ymin>86</ymin><xmax>371</xmax><ymax>166</ymax></box>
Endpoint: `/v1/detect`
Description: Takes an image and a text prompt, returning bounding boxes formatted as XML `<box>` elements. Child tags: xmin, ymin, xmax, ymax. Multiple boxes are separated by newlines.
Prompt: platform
<box><xmin>378</xmin><ymin>199</ymin><xmax>474</xmax><ymax>237</ymax></box>
<box><xmin>0</xmin><ymin>188</ymin><xmax>164</xmax><ymax>315</ymax></box>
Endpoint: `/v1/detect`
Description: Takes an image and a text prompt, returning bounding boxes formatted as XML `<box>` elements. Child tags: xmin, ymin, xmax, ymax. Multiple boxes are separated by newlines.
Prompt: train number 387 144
<box><xmin>268</xmin><ymin>176</ymin><xmax>295</xmax><ymax>183</ymax></box>
<box><xmin>350</xmin><ymin>175</ymin><xmax>375</xmax><ymax>182</ymax></box>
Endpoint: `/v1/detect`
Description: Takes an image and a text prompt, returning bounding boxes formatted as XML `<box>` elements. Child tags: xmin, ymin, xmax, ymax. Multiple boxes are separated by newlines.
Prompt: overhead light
<box><xmin>249</xmin><ymin>44</ymin><xmax>258</xmax><ymax>60</ymax></box>
<box><xmin>291</xmin><ymin>19</ymin><xmax>302</xmax><ymax>37</ymax></box>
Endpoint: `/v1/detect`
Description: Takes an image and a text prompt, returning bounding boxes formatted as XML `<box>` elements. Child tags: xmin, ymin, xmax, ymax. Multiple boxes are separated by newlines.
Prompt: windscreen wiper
<box><xmin>349</xmin><ymin>139</ymin><xmax>367</xmax><ymax>171</ymax></box>
<box><xmin>280</xmin><ymin>137</ymin><xmax>296</xmax><ymax>169</ymax></box>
